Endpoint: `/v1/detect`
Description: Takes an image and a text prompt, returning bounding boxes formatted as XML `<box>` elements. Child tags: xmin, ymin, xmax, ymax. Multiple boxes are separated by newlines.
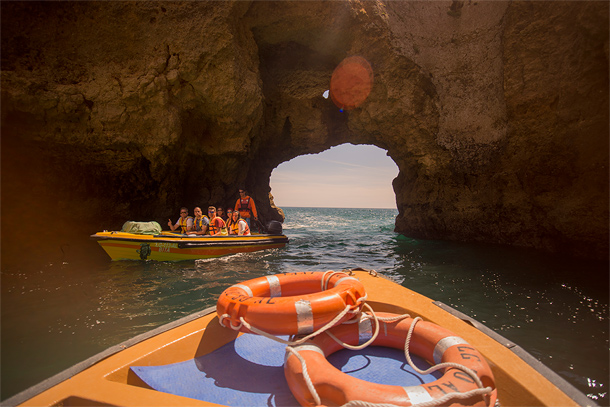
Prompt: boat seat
<box><xmin>131</xmin><ymin>332</ymin><xmax>440</xmax><ymax>406</ymax></box>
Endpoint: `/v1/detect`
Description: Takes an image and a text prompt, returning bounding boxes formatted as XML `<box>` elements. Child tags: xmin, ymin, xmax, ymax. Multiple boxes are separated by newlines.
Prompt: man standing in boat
<box><xmin>234</xmin><ymin>188</ymin><xmax>258</xmax><ymax>231</ymax></box>
<box><xmin>168</xmin><ymin>207</ymin><xmax>193</xmax><ymax>234</ymax></box>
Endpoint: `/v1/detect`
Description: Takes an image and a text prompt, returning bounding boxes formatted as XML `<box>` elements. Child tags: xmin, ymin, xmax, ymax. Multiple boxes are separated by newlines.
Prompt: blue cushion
<box><xmin>131</xmin><ymin>333</ymin><xmax>440</xmax><ymax>406</ymax></box>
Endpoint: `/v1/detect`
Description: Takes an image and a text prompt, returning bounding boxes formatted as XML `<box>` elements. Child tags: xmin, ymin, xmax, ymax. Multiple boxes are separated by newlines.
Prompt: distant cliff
<box><xmin>2</xmin><ymin>1</ymin><xmax>608</xmax><ymax>262</ymax></box>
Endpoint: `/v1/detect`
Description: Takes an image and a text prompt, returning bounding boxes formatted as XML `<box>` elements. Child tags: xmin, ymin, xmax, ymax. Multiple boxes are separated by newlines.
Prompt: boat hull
<box><xmin>5</xmin><ymin>269</ymin><xmax>594</xmax><ymax>407</ymax></box>
<box><xmin>91</xmin><ymin>231</ymin><xmax>289</xmax><ymax>261</ymax></box>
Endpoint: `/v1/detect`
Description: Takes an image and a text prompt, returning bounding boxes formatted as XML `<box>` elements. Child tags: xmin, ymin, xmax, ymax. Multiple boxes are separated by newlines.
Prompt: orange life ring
<box><xmin>284</xmin><ymin>312</ymin><xmax>498</xmax><ymax>407</ymax></box>
<box><xmin>216</xmin><ymin>271</ymin><xmax>367</xmax><ymax>336</ymax></box>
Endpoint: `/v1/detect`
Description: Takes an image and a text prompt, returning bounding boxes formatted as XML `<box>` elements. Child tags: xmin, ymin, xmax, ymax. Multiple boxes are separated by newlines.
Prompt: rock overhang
<box><xmin>1</xmin><ymin>1</ymin><xmax>607</xmax><ymax>263</ymax></box>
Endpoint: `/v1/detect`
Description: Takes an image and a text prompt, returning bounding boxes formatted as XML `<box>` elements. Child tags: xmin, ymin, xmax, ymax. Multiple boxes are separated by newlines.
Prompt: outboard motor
<box><xmin>266</xmin><ymin>220</ymin><xmax>283</xmax><ymax>235</ymax></box>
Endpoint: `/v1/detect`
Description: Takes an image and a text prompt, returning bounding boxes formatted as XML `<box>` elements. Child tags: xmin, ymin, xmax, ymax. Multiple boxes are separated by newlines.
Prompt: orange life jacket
<box><xmin>208</xmin><ymin>217</ymin><xmax>226</xmax><ymax>235</ymax></box>
<box><xmin>237</xmin><ymin>197</ymin><xmax>253</xmax><ymax>218</ymax></box>
<box><xmin>230</xmin><ymin>220</ymin><xmax>240</xmax><ymax>235</ymax></box>
<box><xmin>231</xmin><ymin>219</ymin><xmax>250</xmax><ymax>235</ymax></box>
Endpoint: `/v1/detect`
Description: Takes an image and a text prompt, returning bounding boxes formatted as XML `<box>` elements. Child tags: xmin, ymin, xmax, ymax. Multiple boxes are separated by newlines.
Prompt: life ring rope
<box><xmin>405</xmin><ymin>317</ymin><xmax>486</xmax><ymax>389</ymax></box>
<box><xmin>286</xmin><ymin>346</ymin><xmax>322</xmax><ymax>406</ymax></box>
<box><xmin>322</xmin><ymin>270</ymin><xmax>344</xmax><ymax>290</ymax></box>
<box><xmin>286</xmin><ymin>315</ymin><xmax>495</xmax><ymax>407</ymax></box>
<box><xmin>218</xmin><ymin>293</ymin><xmax>369</xmax><ymax>347</ymax></box>
<box><xmin>400</xmin><ymin>317</ymin><xmax>494</xmax><ymax>407</ymax></box>
<box><xmin>217</xmin><ymin>271</ymin><xmax>367</xmax><ymax>336</ymax></box>
<box><xmin>325</xmin><ymin>303</ymin><xmax>381</xmax><ymax>351</ymax></box>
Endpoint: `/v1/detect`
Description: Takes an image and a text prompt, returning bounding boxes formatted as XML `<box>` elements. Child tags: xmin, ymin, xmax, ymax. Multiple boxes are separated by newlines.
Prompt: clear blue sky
<box><xmin>270</xmin><ymin>143</ymin><xmax>399</xmax><ymax>209</ymax></box>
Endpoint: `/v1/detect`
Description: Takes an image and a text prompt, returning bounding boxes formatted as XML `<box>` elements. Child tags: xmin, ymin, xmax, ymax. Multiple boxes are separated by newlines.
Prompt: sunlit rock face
<box><xmin>1</xmin><ymin>1</ymin><xmax>608</xmax><ymax>261</ymax></box>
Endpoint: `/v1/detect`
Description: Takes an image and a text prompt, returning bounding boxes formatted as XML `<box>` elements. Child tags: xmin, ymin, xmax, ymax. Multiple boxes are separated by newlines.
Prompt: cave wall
<box><xmin>384</xmin><ymin>1</ymin><xmax>609</xmax><ymax>258</ymax></box>
<box><xmin>1</xmin><ymin>1</ymin><xmax>608</xmax><ymax>263</ymax></box>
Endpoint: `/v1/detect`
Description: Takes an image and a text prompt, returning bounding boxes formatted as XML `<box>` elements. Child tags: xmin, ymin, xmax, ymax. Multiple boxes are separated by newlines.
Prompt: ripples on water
<box><xmin>1</xmin><ymin>207</ymin><xmax>608</xmax><ymax>404</ymax></box>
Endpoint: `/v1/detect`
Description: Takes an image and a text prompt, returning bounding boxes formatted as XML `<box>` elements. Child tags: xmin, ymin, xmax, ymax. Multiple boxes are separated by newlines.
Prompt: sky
<box><xmin>270</xmin><ymin>143</ymin><xmax>399</xmax><ymax>209</ymax></box>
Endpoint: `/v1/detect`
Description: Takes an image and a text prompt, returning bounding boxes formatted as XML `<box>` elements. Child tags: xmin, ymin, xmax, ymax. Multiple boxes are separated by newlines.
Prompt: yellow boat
<box><xmin>4</xmin><ymin>269</ymin><xmax>594</xmax><ymax>407</ymax></box>
<box><xmin>90</xmin><ymin>231</ymin><xmax>289</xmax><ymax>261</ymax></box>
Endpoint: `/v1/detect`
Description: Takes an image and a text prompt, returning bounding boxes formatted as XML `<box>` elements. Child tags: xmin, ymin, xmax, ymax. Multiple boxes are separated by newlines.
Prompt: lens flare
<box><xmin>330</xmin><ymin>56</ymin><xmax>374</xmax><ymax>111</ymax></box>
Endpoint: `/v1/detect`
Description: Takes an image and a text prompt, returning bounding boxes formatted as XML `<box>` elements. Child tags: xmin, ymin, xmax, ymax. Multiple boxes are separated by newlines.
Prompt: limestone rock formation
<box><xmin>1</xmin><ymin>1</ymin><xmax>608</xmax><ymax>264</ymax></box>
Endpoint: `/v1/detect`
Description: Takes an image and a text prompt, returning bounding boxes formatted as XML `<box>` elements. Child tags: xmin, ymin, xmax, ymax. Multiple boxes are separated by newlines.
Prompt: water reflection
<box><xmin>390</xmin><ymin>236</ymin><xmax>609</xmax><ymax>404</ymax></box>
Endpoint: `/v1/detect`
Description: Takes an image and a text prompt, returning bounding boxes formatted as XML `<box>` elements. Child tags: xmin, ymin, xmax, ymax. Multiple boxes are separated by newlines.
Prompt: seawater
<box><xmin>1</xmin><ymin>207</ymin><xmax>608</xmax><ymax>404</ymax></box>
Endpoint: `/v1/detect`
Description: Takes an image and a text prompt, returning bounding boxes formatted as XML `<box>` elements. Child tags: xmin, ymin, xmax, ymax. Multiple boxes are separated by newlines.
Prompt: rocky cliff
<box><xmin>2</xmin><ymin>1</ymin><xmax>608</xmax><ymax>263</ymax></box>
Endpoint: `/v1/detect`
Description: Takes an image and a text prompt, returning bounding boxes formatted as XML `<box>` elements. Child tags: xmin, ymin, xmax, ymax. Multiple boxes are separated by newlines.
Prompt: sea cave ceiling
<box><xmin>1</xmin><ymin>1</ymin><xmax>608</xmax><ymax>264</ymax></box>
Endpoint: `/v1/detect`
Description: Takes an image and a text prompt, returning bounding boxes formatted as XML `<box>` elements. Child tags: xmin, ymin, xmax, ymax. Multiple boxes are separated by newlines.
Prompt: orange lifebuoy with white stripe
<box><xmin>216</xmin><ymin>271</ymin><xmax>366</xmax><ymax>336</ymax></box>
<box><xmin>284</xmin><ymin>312</ymin><xmax>497</xmax><ymax>407</ymax></box>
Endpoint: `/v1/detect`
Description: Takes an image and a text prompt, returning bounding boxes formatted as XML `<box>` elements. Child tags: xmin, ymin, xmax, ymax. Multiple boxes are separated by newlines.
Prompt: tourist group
<box><xmin>168</xmin><ymin>189</ymin><xmax>258</xmax><ymax>236</ymax></box>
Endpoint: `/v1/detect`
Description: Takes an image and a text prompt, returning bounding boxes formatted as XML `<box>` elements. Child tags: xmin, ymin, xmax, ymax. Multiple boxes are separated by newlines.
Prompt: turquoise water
<box><xmin>1</xmin><ymin>207</ymin><xmax>608</xmax><ymax>403</ymax></box>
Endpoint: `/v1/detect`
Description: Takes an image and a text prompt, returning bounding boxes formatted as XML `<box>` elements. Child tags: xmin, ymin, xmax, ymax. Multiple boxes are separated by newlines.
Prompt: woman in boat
<box><xmin>167</xmin><ymin>207</ymin><xmax>193</xmax><ymax>234</ymax></box>
<box><xmin>228</xmin><ymin>210</ymin><xmax>251</xmax><ymax>236</ymax></box>
<box><xmin>189</xmin><ymin>207</ymin><xmax>209</xmax><ymax>235</ymax></box>
<box><xmin>207</xmin><ymin>206</ymin><xmax>227</xmax><ymax>236</ymax></box>
<box><xmin>217</xmin><ymin>206</ymin><xmax>228</xmax><ymax>221</ymax></box>
<box><xmin>225</xmin><ymin>208</ymin><xmax>234</xmax><ymax>231</ymax></box>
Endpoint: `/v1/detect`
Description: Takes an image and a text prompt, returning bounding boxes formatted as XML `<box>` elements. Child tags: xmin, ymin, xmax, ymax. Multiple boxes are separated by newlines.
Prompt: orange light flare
<box><xmin>329</xmin><ymin>56</ymin><xmax>374</xmax><ymax>111</ymax></box>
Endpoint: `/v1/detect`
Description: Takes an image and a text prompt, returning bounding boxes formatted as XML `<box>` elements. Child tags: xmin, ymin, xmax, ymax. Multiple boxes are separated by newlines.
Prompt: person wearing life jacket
<box><xmin>217</xmin><ymin>206</ymin><xmax>228</xmax><ymax>222</ymax></box>
<box><xmin>228</xmin><ymin>210</ymin><xmax>251</xmax><ymax>236</ymax></box>
<box><xmin>189</xmin><ymin>207</ymin><xmax>209</xmax><ymax>235</ymax></box>
<box><xmin>226</xmin><ymin>208</ymin><xmax>234</xmax><ymax>223</ymax></box>
<box><xmin>207</xmin><ymin>206</ymin><xmax>227</xmax><ymax>236</ymax></box>
<box><xmin>168</xmin><ymin>207</ymin><xmax>193</xmax><ymax>234</ymax></box>
<box><xmin>225</xmin><ymin>208</ymin><xmax>235</xmax><ymax>231</ymax></box>
<box><xmin>234</xmin><ymin>188</ymin><xmax>258</xmax><ymax>230</ymax></box>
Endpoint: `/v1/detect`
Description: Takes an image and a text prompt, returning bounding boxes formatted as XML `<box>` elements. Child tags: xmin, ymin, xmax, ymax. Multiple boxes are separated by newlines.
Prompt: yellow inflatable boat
<box><xmin>90</xmin><ymin>231</ymin><xmax>289</xmax><ymax>261</ymax></box>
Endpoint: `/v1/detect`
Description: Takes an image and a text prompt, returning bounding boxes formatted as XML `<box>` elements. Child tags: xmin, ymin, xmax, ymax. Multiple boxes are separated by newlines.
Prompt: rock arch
<box><xmin>1</xmin><ymin>1</ymin><xmax>608</xmax><ymax>262</ymax></box>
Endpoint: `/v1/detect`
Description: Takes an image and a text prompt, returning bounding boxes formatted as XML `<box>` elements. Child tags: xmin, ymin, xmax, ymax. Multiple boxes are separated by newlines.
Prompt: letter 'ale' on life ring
<box><xmin>284</xmin><ymin>312</ymin><xmax>498</xmax><ymax>407</ymax></box>
<box><xmin>216</xmin><ymin>272</ymin><xmax>367</xmax><ymax>335</ymax></box>
<box><xmin>329</xmin><ymin>56</ymin><xmax>374</xmax><ymax>110</ymax></box>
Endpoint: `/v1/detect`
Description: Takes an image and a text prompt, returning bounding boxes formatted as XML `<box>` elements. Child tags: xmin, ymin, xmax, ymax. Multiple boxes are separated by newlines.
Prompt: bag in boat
<box><xmin>121</xmin><ymin>221</ymin><xmax>162</xmax><ymax>235</ymax></box>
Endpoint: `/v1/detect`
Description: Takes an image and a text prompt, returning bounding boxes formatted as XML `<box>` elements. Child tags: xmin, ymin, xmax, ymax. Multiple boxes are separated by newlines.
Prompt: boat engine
<box><xmin>266</xmin><ymin>220</ymin><xmax>283</xmax><ymax>235</ymax></box>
